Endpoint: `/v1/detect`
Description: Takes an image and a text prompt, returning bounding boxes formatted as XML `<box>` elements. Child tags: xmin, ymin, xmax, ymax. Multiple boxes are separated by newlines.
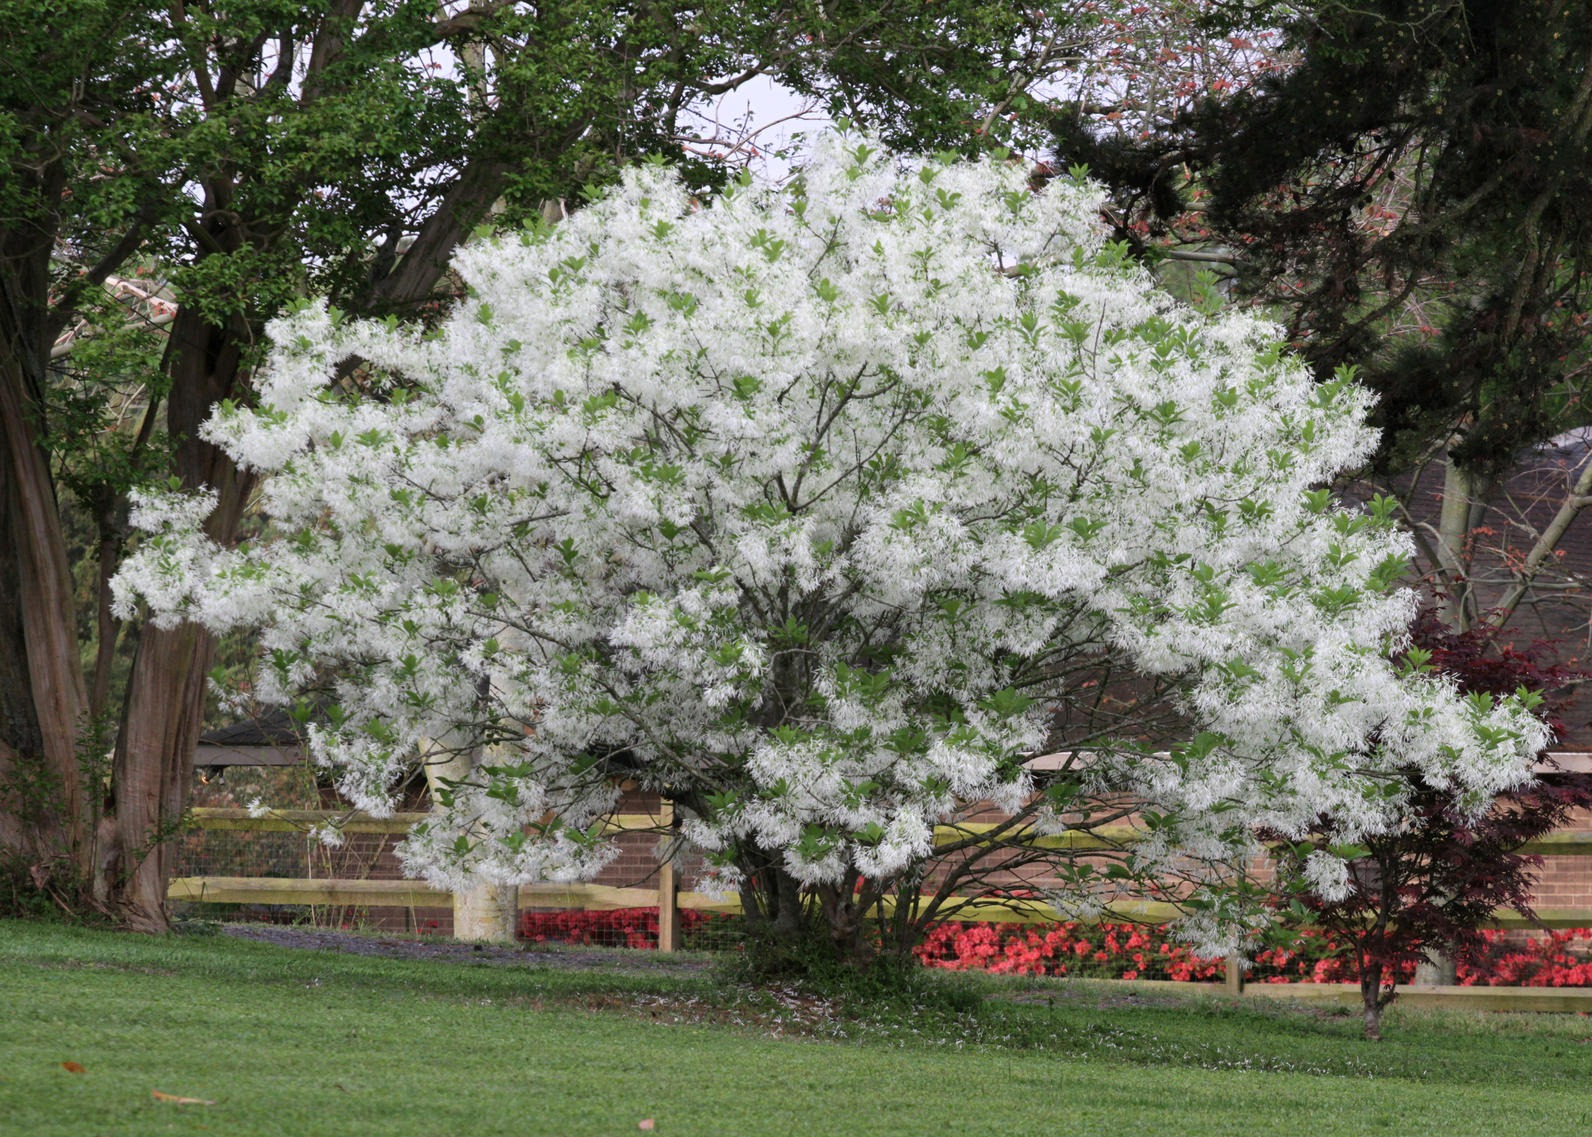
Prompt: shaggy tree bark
<box><xmin>95</xmin><ymin>303</ymin><xmax>259</xmax><ymax>927</ymax></box>
<box><xmin>0</xmin><ymin>208</ymin><xmax>92</xmax><ymax>895</ymax></box>
<box><xmin>93</xmin><ymin>152</ymin><xmax>505</xmax><ymax>927</ymax></box>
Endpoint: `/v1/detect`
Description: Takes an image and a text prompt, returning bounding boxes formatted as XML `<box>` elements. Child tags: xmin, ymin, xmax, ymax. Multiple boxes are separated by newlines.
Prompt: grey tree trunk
<box><xmin>1418</xmin><ymin>453</ymin><xmax>1485</xmax><ymax>980</ymax></box>
<box><xmin>1434</xmin><ymin>456</ymin><xmax>1479</xmax><ymax>631</ymax></box>
<box><xmin>1412</xmin><ymin>954</ymin><xmax>1457</xmax><ymax>987</ymax></box>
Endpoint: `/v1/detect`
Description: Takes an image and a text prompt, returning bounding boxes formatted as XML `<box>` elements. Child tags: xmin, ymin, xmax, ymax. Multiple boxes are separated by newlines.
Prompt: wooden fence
<box><xmin>169</xmin><ymin>806</ymin><xmax>1592</xmax><ymax>1008</ymax></box>
<box><xmin>169</xmin><ymin>805</ymin><xmax>738</xmax><ymax>934</ymax></box>
<box><xmin>169</xmin><ymin>807</ymin><xmax>1236</xmax><ymax>933</ymax></box>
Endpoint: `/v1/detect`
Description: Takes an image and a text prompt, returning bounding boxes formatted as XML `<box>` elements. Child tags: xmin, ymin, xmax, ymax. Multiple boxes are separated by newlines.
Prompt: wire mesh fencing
<box><xmin>168</xmin><ymin>774</ymin><xmax>1592</xmax><ymax>986</ymax></box>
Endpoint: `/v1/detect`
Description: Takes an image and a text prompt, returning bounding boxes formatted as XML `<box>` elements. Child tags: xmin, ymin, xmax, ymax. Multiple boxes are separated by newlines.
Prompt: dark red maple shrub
<box><xmin>1269</xmin><ymin>610</ymin><xmax>1592</xmax><ymax>1039</ymax></box>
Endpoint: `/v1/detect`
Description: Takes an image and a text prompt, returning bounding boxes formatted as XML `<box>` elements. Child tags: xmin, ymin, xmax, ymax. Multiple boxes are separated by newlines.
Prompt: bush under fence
<box><xmin>509</xmin><ymin>907</ymin><xmax>1592</xmax><ymax>988</ymax></box>
<box><xmin>914</xmin><ymin>920</ymin><xmax>1592</xmax><ymax>987</ymax></box>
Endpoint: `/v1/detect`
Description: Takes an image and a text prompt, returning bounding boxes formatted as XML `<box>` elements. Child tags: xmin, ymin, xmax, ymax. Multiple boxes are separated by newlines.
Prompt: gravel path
<box><xmin>220</xmin><ymin>923</ymin><xmax>715</xmax><ymax>975</ymax></box>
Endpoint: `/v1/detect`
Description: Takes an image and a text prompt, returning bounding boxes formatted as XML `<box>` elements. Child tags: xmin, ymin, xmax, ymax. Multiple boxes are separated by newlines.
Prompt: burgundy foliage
<box><xmin>1270</xmin><ymin>611</ymin><xmax>1592</xmax><ymax>1036</ymax></box>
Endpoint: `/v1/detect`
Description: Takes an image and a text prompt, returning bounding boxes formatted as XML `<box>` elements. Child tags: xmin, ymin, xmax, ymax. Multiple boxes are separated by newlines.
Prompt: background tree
<box><xmin>1053</xmin><ymin>1</ymin><xmax>1592</xmax><ymax>639</ymax></box>
<box><xmin>0</xmin><ymin>0</ymin><xmax>1082</xmax><ymax>930</ymax></box>
<box><xmin>117</xmin><ymin>136</ymin><xmax>1546</xmax><ymax>964</ymax></box>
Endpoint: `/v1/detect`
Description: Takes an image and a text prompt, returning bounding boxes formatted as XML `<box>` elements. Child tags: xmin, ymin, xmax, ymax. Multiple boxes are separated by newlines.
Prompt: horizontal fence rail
<box><xmin>167</xmin><ymin>875</ymin><xmax>740</xmax><ymax>914</ymax></box>
<box><xmin>183</xmin><ymin>806</ymin><xmax>1592</xmax><ymax>853</ymax></box>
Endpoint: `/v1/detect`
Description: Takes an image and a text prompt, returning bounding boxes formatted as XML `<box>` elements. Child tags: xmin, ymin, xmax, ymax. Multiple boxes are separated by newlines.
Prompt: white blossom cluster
<box><xmin>115</xmin><ymin>133</ymin><xmax>1547</xmax><ymax>903</ymax></box>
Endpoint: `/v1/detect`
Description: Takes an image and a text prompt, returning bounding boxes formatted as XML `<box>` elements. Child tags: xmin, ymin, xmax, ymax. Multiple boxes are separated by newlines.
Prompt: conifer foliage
<box><xmin>1120</xmin><ymin>1</ymin><xmax>1592</xmax><ymax>473</ymax></box>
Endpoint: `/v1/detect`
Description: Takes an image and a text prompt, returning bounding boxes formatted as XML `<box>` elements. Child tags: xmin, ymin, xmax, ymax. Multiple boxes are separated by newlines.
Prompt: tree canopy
<box><xmin>116</xmin><ymin>136</ymin><xmax>1547</xmax><ymax>957</ymax></box>
<box><xmin>1190</xmin><ymin>0</ymin><xmax>1592</xmax><ymax>474</ymax></box>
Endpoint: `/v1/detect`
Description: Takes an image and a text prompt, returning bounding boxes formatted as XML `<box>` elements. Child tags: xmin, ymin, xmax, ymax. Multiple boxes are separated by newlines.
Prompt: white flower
<box><xmin>308</xmin><ymin>822</ymin><xmax>345</xmax><ymax>849</ymax></box>
<box><xmin>1304</xmin><ymin>850</ymin><xmax>1353</xmax><ymax>903</ymax></box>
<box><xmin>114</xmin><ymin>130</ymin><xmax>1545</xmax><ymax>919</ymax></box>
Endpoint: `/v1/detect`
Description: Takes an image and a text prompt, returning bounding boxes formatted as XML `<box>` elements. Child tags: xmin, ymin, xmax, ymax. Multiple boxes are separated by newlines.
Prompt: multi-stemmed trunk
<box><xmin>1</xmin><ymin>297</ymin><xmax>254</xmax><ymax>929</ymax></box>
<box><xmin>734</xmin><ymin>850</ymin><xmax>886</xmax><ymax>971</ymax></box>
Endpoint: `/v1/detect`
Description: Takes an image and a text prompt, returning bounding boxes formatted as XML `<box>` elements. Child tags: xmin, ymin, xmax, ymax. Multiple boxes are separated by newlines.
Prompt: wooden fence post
<box><xmin>656</xmin><ymin>800</ymin><xmax>679</xmax><ymax>953</ymax></box>
<box><xmin>1225</xmin><ymin>953</ymin><xmax>1245</xmax><ymax>995</ymax></box>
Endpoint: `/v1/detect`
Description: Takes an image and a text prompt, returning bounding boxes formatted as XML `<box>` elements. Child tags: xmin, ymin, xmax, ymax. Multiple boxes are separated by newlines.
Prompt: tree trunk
<box><xmin>0</xmin><ymin>307</ymin><xmax>90</xmax><ymax>895</ymax></box>
<box><xmin>1434</xmin><ymin>456</ymin><xmax>1478</xmax><ymax>631</ymax></box>
<box><xmin>1360</xmin><ymin>960</ymin><xmax>1385</xmax><ymax>1041</ymax></box>
<box><xmin>3</xmin><ymin>106</ymin><xmax>511</xmax><ymax>924</ymax></box>
<box><xmin>86</xmin><ymin>143</ymin><xmax>505</xmax><ymax>929</ymax></box>
<box><xmin>1418</xmin><ymin>453</ymin><xmax>1487</xmax><ymax>978</ymax></box>
<box><xmin>1413</xmin><ymin>953</ymin><xmax>1457</xmax><ymax>987</ymax></box>
<box><xmin>93</xmin><ymin>308</ymin><xmax>255</xmax><ymax>930</ymax></box>
<box><xmin>451</xmin><ymin>881</ymin><xmax>520</xmax><ymax>943</ymax></box>
<box><xmin>817</xmin><ymin>878</ymin><xmax>877</xmax><ymax>966</ymax></box>
<box><xmin>97</xmin><ymin>623</ymin><xmax>215</xmax><ymax>929</ymax></box>
<box><xmin>738</xmin><ymin>854</ymin><xmax>811</xmax><ymax>946</ymax></box>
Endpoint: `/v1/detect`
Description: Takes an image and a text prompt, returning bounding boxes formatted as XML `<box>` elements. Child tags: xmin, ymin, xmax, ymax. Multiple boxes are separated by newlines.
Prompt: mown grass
<box><xmin>3</xmin><ymin>919</ymin><xmax>1591</xmax><ymax>1136</ymax></box>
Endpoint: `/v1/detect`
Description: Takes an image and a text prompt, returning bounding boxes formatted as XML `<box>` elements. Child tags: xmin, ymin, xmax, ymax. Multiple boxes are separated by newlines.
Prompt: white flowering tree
<box><xmin>116</xmin><ymin>134</ymin><xmax>1547</xmax><ymax>962</ymax></box>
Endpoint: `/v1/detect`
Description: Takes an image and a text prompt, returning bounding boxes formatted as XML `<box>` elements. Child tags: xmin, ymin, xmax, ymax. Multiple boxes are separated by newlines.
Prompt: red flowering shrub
<box><xmin>911</xmin><ymin>920</ymin><xmax>1592</xmax><ymax>987</ymax></box>
<box><xmin>518</xmin><ymin>907</ymin><xmax>732</xmax><ymax>950</ymax></box>
<box><xmin>1249</xmin><ymin>931</ymin><xmax>1380</xmax><ymax>984</ymax></box>
<box><xmin>518</xmin><ymin>906</ymin><xmax>1592</xmax><ymax>988</ymax></box>
<box><xmin>913</xmin><ymin>920</ymin><xmax>1228</xmax><ymax>981</ymax></box>
<box><xmin>1457</xmin><ymin>929</ymin><xmax>1592</xmax><ymax>987</ymax></box>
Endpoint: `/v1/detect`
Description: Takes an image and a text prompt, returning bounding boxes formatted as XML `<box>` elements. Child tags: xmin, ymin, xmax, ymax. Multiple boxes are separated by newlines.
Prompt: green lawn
<box><xmin>3</xmin><ymin>920</ymin><xmax>1590</xmax><ymax>1136</ymax></box>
